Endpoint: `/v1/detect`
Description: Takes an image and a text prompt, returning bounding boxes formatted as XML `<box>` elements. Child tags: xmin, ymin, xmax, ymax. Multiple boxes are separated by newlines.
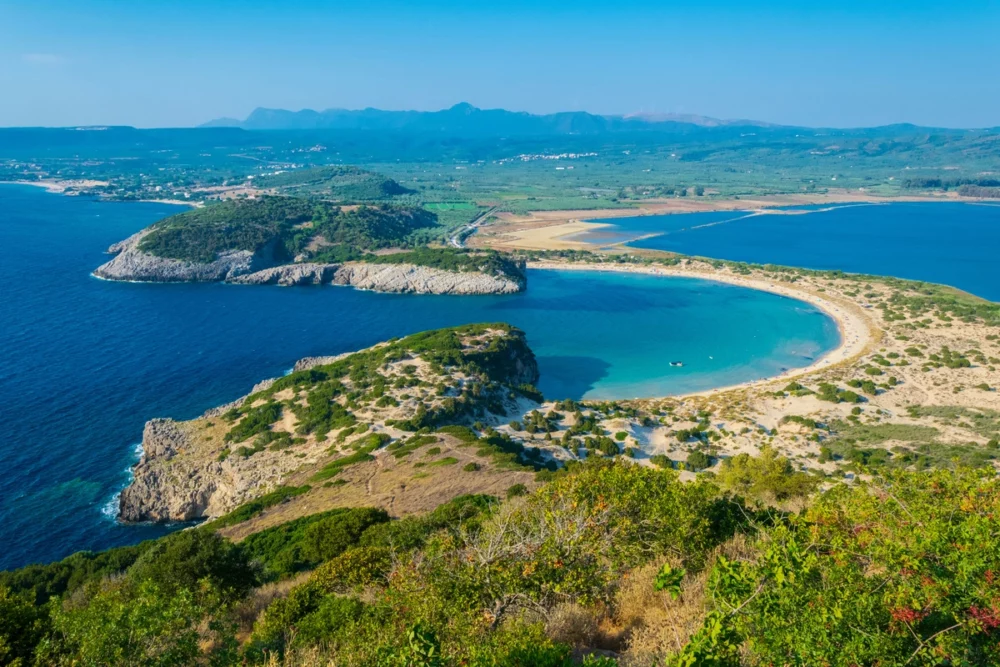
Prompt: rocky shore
<box><xmin>94</xmin><ymin>235</ymin><xmax>526</xmax><ymax>294</ymax></box>
<box><xmin>94</xmin><ymin>230</ymin><xmax>282</xmax><ymax>283</ymax></box>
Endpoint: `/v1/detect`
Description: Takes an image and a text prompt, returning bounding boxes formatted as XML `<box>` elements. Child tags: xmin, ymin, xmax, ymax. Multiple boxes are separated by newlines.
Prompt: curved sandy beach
<box><xmin>528</xmin><ymin>260</ymin><xmax>876</xmax><ymax>399</ymax></box>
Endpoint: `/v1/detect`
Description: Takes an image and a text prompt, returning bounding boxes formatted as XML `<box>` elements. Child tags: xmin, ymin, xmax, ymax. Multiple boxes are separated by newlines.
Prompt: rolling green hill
<box><xmin>136</xmin><ymin>197</ymin><xmax>437</xmax><ymax>263</ymax></box>
<box><xmin>253</xmin><ymin>165</ymin><xmax>414</xmax><ymax>200</ymax></box>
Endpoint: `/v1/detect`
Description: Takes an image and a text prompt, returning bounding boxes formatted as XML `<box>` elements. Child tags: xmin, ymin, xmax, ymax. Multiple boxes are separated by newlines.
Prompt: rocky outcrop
<box><xmin>138</xmin><ymin>419</ymin><xmax>188</xmax><ymax>460</ymax></box>
<box><xmin>226</xmin><ymin>263</ymin><xmax>339</xmax><ymax>286</ymax></box>
<box><xmin>96</xmin><ymin>240</ymin><xmax>526</xmax><ymax>294</ymax></box>
<box><xmin>118</xmin><ymin>418</ymin><xmax>212</xmax><ymax>522</ymax></box>
<box><xmin>293</xmin><ymin>352</ymin><xmax>354</xmax><ymax>371</ymax></box>
<box><xmin>117</xmin><ymin>325</ymin><xmax>540</xmax><ymax>524</ymax></box>
<box><xmin>119</xmin><ymin>417</ymin><xmax>288</xmax><ymax>523</ymax></box>
<box><xmin>329</xmin><ymin>262</ymin><xmax>524</xmax><ymax>295</ymax></box>
<box><xmin>94</xmin><ymin>233</ymin><xmax>282</xmax><ymax>283</ymax></box>
<box><xmin>229</xmin><ymin>261</ymin><xmax>524</xmax><ymax>294</ymax></box>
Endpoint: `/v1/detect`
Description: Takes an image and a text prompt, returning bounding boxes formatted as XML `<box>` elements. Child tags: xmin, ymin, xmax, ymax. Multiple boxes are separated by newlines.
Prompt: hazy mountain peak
<box><xmin>200</xmin><ymin>103</ymin><xmax>775</xmax><ymax>134</ymax></box>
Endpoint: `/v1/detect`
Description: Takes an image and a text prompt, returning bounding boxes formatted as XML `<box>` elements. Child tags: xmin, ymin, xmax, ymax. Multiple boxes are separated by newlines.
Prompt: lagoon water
<box><xmin>0</xmin><ymin>184</ymin><xmax>837</xmax><ymax>569</ymax></box>
<box><xmin>581</xmin><ymin>202</ymin><xmax>1000</xmax><ymax>301</ymax></box>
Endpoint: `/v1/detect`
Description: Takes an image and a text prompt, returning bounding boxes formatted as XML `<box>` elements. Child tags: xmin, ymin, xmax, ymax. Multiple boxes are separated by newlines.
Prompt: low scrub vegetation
<box><xmin>6</xmin><ymin>445</ymin><xmax>1000</xmax><ymax>665</ymax></box>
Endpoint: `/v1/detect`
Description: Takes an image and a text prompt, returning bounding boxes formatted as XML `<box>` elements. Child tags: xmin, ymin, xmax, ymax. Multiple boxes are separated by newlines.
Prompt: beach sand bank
<box><xmin>528</xmin><ymin>260</ymin><xmax>875</xmax><ymax>399</ymax></box>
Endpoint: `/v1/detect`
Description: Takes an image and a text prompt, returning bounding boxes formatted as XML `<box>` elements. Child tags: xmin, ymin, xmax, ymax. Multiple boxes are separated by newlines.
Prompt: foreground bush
<box><xmin>681</xmin><ymin>468</ymin><xmax>1000</xmax><ymax>665</ymax></box>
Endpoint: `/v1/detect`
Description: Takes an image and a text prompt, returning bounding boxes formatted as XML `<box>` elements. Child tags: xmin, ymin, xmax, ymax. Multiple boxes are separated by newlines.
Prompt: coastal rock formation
<box><xmin>119</xmin><ymin>417</ymin><xmax>290</xmax><ymax>522</ymax></box>
<box><xmin>292</xmin><ymin>352</ymin><xmax>354</xmax><ymax>372</ymax></box>
<box><xmin>227</xmin><ymin>261</ymin><xmax>525</xmax><ymax>294</ymax></box>
<box><xmin>330</xmin><ymin>262</ymin><xmax>524</xmax><ymax>295</ymax></box>
<box><xmin>118</xmin><ymin>325</ymin><xmax>540</xmax><ymax>524</ymax></box>
<box><xmin>118</xmin><ymin>418</ymin><xmax>215</xmax><ymax>522</ymax></box>
<box><xmin>225</xmin><ymin>262</ymin><xmax>339</xmax><ymax>286</ymax></box>
<box><xmin>94</xmin><ymin>232</ymin><xmax>281</xmax><ymax>282</ymax></box>
<box><xmin>96</xmin><ymin>240</ymin><xmax>526</xmax><ymax>294</ymax></box>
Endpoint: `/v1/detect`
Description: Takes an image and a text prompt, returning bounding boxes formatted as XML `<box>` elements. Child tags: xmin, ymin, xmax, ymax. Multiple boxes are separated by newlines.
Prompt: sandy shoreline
<box><xmin>474</xmin><ymin>192</ymin><xmax>970</xmax><ymax>252</ymax></box>
<box><xmin>2</xmin><ymin>179</ymin><xmax>109</xmax><ymax>193</ymax></box>
<box><xmin>2</xmin><ymin>180</ymin><xmax>197</xmax><ymax>207</ymax></box>
<box><xmin>528</xmin><ymin>260</ymin><xmax>875</xmax><ymax>399</ymax></box>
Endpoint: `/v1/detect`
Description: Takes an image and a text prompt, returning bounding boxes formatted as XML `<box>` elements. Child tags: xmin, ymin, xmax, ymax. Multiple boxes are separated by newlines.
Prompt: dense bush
<box><xmin>239</xmin><ymin>506</ymin><xmax>387</xmax><ymax>580</ymax></box>
<box><xmin>685</xmin><ymin>450</ymin><xmax>711</xmax><ymax>471</ymax></box>
<box><xmin>313</xmin><ymin>547</ymin><xmax>392</xmax><ymax>593</ymax></box>
<box><xmin>715</xmin><ymin>446</ymin><xmax>817</xmax><ymax>506</ymax></box>
<box><xmin>126</xmin><ymin>529</ymin><xmax>258</xmax><ymax>602</ymax></box>
<box><xmin>301</xmin><ymin>508</ymin><xmax>390</xmax><ymax>563</ymax></box>
<box><xmin>688</xmin><ymin>468</ymin><xmax>1000</xmax><ymax>665</ymax></box>
<box><xmin>12</xmin><ymin>449</ymin><xmax>1000</xmax><ymax>665</ymax></box>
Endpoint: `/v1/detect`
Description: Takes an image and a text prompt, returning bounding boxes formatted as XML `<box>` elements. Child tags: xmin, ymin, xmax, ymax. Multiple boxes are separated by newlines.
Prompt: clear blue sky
<box><xmin>2</xmin><ymin>0</ymin><xmax>998</xmax><ymax>129</ymax></box>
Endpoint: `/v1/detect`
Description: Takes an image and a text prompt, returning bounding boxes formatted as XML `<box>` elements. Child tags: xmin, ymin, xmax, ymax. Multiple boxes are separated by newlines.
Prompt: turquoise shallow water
<box><xmin>0</xmin><ymin>184</ymin><xmax>837</xmax><ymax>569</ymax></box>
<box><xmin>579</xmin><ymin>202</ymin><xmax>1000</xmax><ymax>301</ymax></box>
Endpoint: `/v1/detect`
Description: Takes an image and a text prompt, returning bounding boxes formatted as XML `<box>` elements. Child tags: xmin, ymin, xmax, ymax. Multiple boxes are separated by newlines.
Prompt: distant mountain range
<box><xmin>200</xmin><ymin>102</ymin><xmax>776</xmax><ymax>134</ymax></box>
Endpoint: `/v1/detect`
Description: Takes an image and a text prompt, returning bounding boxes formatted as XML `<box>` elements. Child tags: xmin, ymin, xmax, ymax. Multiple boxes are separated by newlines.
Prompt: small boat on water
<box><xmin>669</xmin><ymin>361</ymin><xmax>684</xmax><ymax>367</ymax></box>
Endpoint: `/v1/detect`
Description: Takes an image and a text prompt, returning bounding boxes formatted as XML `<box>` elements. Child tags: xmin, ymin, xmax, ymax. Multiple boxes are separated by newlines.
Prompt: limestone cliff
<box><xmin>94</xmin><ymin>231</ymin><xmax>283</xmax><ymax>283</ymax></box>
<box><xmin>228</xmin><ymin>261</ymin><xmax>525</xmax><ymax>294</ymax></box>
<box><xmin>95</xmin><ymin>238</ymin><xmax>526</xmax><ymax>294</ymax></box>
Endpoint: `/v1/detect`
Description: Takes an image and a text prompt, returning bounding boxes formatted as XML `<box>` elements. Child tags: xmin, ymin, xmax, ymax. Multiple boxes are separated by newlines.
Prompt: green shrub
<box><xmin>506</xmin><ymin>484</ymin><xmax>529</xmax><ymax>498</ymax></box>
<box><xmin>649</xmin><ymin>454</ymin><xmax>673</xmax><ymax>469</ymax></box>
<box><xmin>700</xmin><ymin>468</ymin><xmax>1000</xmax><ymax>664</ymax></box>
<box><xmin>716</xmin><ymin>447</ymin><xmax>817</xmax><ymax>506</ymax></box>
<box><xmin>39</xmin><ymin>580</ymin><xmax>208</xmax><ymax>667</ymax></box>
<box><xmin>428</xmin><ymin>456</ymin><xmax>459</xmax><ymax>466</ymax></box>
<box><xmin>225</xmin><ymin>402</ymin><xmax>281</xmax><ymax>443</ymax></box>
<box><xmin>686</xmin><ymin>450</ymin><xmax>712</xmax><ymax>471</ymax></box>
<box><xmin>302</xmin><ymin>508</ymin><xmax>391</xmax><ymax>563</ymax></box>
<box><xmin>313</xmin><ymin>547</ymin><xmax>392</xmax><ymax>593</ymax></box>
<box><xmin>127</xmin><ymin>530</ymin><xmax>257</xmax><ymax>602</ymax></box>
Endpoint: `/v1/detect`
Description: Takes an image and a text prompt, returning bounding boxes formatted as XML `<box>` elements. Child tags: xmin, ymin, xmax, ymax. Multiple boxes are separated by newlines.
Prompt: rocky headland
<box><xmin>117</xmin><ymin>324</ymin><xmax>542</xmax><ymax>524</ymax></box>
<box><xmin>94</xmin><ymin>232</ymin><xmax>526</xmax><ymax>295</ymax></box>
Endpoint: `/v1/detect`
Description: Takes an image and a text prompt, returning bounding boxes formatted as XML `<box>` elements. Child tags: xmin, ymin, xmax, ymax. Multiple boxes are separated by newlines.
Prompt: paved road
<box><xmin>449</xmin><ymin>206</ymin><xmax>498</xmax><ymax>248</ymax></box>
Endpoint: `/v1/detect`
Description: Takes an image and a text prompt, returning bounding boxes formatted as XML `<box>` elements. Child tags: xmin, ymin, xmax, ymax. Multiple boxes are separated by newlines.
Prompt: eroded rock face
<box><xmin>226</xmin><ymin>263</ymin><xmax>339</xmax><ymax>286</ymax></box>
<box><xmin>139</xmin><ymin>419</ymin><xmax>187</xmax><ymax>461</ymax></box>
<box><xmin>93</xmin><ymin>233</ymin><xmax>281</xmax><ymax>283</ymax></box>
<box><xmin>118</xmin><ymin>418</ymin><xmax>287</xmax><ymax>523</ymax></box>
<box><xmin>230</xmin><ymin>262</ymin><xmax>526</xmax><ymax>294</ymax></box>
<box><xmin>95</xmin><ymin>232</ymin><xmax>527</xmax><ymax>294</ymax></box>
<box><xmin>118</xmin><ymin>419</ymin><xmax>213</xmax><ymax>522</ymax></box>
<box><xmin>330</xmin><ymin>263</ymin><xmax>524</xmax><ymax>295</ymax></box>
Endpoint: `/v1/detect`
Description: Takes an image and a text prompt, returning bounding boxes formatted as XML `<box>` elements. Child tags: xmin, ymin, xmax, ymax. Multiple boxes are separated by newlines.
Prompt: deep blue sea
<box><xmin>578</xmin><ymin>202</ymin><xmax>1000</xmax><ymax>301</ymax></box>
<box><xmin>0</xmin><ymin>184</ymin><xmax>837</xmax><ymax>570</ymax></box>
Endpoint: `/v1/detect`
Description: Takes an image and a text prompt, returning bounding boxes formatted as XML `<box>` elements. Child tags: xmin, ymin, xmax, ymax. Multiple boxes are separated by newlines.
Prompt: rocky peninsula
<box><xmin>93</xmin><ymin>197</ymin><xmax>527</xmax><ymax>294</ymax></box>
<box><xmin>118</xmin><ymin>324</ymin><xmax>542</xmax><ymax>524</ymax></box>
<box><xmin>95</xmin><ymin>231</ymin><xmax>526</xmax><ymax>295</ymax></box>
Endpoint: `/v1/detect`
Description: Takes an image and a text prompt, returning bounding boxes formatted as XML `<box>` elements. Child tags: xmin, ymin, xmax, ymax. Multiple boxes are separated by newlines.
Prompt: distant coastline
<box><xmin>472</xmin><ymin>191</ymin><xmax>977</xmax><ymax>252</ymax></box>
<box><xmin>1</xmin><ymin>180</ymin><xmax>197</xmax><ymax>207</ymax></box>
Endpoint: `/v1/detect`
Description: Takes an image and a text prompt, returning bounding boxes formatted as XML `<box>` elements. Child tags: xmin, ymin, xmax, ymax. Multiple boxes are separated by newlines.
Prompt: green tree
<box><xmin>0</xmin><ymin>586</ymin><xmax>48</xmax><ymax>666</ymax></box>
<box><xmin>686</xmin><ymin>450</ymin><xmax>711</xmax><ymax>471</ymax></box>
<box><xmin>715</xmin><ymin>447</ymin><xmax>817</xmax><ymax>505</ymax></box>
<box><xmin>37</xmin><ymin>580</ymin><xmax>210</xmax><ymax>667</ymax></box>
<box><xmin>127</xmin><ymin>529</ymin><xmax>257</xmax><ymax>603</ymax></box>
